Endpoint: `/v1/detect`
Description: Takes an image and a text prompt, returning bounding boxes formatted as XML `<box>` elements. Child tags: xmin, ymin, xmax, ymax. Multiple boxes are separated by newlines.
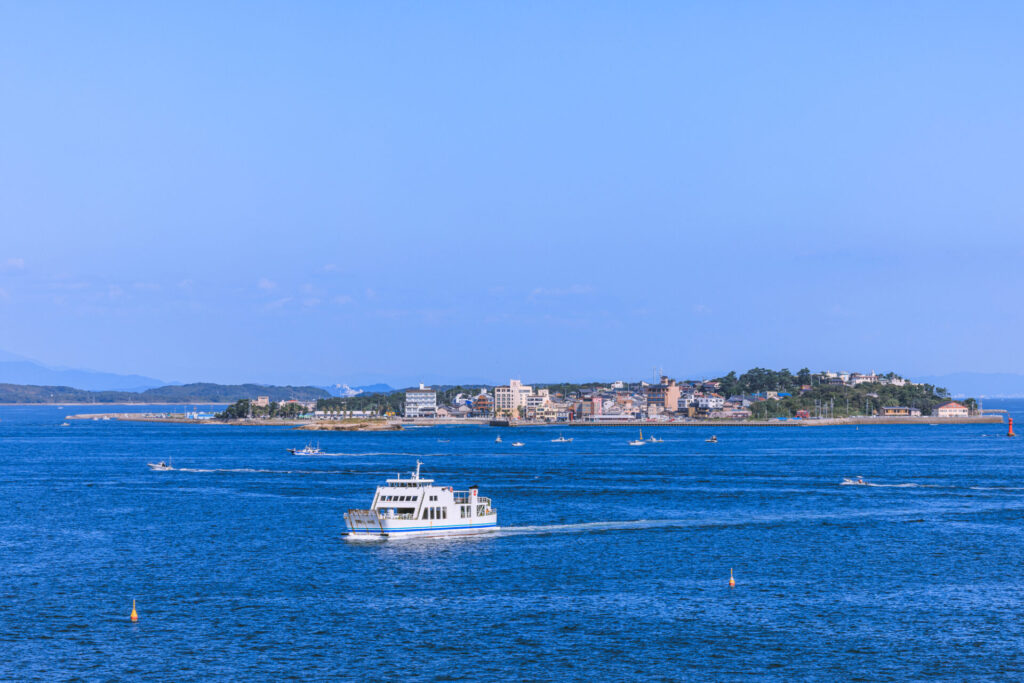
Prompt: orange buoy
<box><xmin>729</xmin><ymin>568</ymin><xmax>736</xmax><ymax>588</ymax></box>
<box><xmin>1010</xmin><ymin>417</ymin><xmax>1016</xmax><ymax>438</ymax></box>
<box><xmin>130</xmin><ymin>599</ymin><xmax>138</xmax><ymax>622</ymax></box>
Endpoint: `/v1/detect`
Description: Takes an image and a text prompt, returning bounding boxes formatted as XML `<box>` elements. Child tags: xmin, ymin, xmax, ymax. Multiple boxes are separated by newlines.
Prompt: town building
<box><xmin>253</xmin><ymin>396</ymin><xmax>270</xmax><ymax>407</ymax></box>
<box><xmin>404</xmin><ymin>383</ymin><xmax>437</xmax><ymax>418</ymax></box>
<box><xmin>646</xmin><ymin>377</ymin><xmax>681</xmax><ymax>414</ymax></box>
<box><xmin>493</xmin><ymin>379</ymin><xmax>533</xmax><ymax>418</ymax></box>
<box><xmin>471</xmin><ymin>391</ymin><xmax>493</xmax><ymax>417</ymax></box>
<box><xmin>697</xmin><ymin>394</ymin><xmax>725</xmax><ymax>411</ymax></box>
<box><xmin>934</xmin><ymin>401</ymin><xmax>969</xmax><ymax>418</ymax></box>
<box><xmin>881</xmin><ymin>406</ymin><xmax>922</xmax><ymax>417</ymax></box>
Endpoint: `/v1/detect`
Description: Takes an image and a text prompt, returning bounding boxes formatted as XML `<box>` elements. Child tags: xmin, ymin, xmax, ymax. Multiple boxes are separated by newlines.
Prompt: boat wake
<box><xmin>294</xmin><ymin>451</ymin><xmax>428</xmax><ymax>457</ymax></box>
<box><xmin>175</xmin><ymin>467</ymin><xmax>346</xmax><ymax>474</ymax></box>
<box><xmin>969</xmin><ymin>486</ymin><xmax>1024</xmax><ymax>491</ymax></box>
<box><xmin>841</xmin><ymin>482</ymin><xmax>936</xmax><ymax>488</ymax></box>
<box><xmin>498</xmin><ymin>519</ymin><xmax>696</xmax><ymax>536</ymax></box>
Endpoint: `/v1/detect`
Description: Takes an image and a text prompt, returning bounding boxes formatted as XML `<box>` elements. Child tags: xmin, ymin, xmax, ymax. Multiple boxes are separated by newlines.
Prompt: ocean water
<box><xmin>2</xmin><ymin>402</ymin><xmax>1024</xmax><ymax>681</ymax></box>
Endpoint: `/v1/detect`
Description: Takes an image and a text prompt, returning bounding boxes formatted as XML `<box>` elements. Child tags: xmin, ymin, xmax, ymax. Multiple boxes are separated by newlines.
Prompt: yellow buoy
<box><xmin>729</xmin><ymin>568</ymin><xmax>736</xmax><ymax>588</ymax></box>
<box><xmin>130</xmin><ymin>599</ymin><xmax>138</xmax><ymax>622</ymax></box>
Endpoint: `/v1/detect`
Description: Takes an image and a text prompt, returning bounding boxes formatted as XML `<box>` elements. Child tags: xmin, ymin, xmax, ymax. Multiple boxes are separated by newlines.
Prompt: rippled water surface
<box><xmin>3</xmin><ymin>403</ymin><xmax>1024</xmax><ymax>680</ymax></box>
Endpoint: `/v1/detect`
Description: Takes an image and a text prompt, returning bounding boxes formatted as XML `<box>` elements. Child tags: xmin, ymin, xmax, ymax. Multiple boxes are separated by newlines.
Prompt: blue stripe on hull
<box><xmin>345</xmin><ymin>523</ymin><xmax>498</xmax><ymax>534</ymax></box>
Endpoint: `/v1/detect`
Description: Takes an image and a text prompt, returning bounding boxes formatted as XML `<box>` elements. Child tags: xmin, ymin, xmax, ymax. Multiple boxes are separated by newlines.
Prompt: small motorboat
<box><xmin>705</xmin><ymin>435</ymin><xmax>718</xmax><ymax>443</ymax></box>
<box><xmin>646</xmin><ymin>434</ymin><xmax>663</xmax><ymax>443</ymax></box>
<box><xmin>438</xmin><ymin>438</ymin><xmax>451</xmax><ymax>443</ymax></box>
<box><xmin>147</xmin><ymin>461</ymin><xmax>174</xmax><ymax>471</ymax></box>
<box><xmin>841</xmin><ymin>476</ymin><xmax>868</xmax><ymax>486</ymax></box>
<box><xmin>551</xmin><ymin>434</ymin><xmax>573</xmax><ymax>443</ymax></box>
<box><xmin>512</xmin><ymin>441</ymin><xmax>525</xmax><ymax>447</ymax></box>
<box><xmin>60</xmin><ymin>422</ymin><xmax>70</xmax><ymax>427</ymax></box>
<box><xmin>495</xmin><ymin>435</ymin><xmax>502</xmax><ymax>443</ymax></box>
<box><xmin>289</xmin><ymin>442</ymin><xmax>324</xmax><ymax>456</ymax></box>
<box><xmin>629</xmin><ymin>430</ymin><xmax>645</xmax><ymax>446</ymax></box>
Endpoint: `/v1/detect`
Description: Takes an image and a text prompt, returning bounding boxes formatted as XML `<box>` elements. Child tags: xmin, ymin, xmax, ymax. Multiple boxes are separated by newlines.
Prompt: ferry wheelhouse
<box><xmin>344</xmin><ymin>461</ymin><xmax>498</xmax><ymax>540</ymax></box>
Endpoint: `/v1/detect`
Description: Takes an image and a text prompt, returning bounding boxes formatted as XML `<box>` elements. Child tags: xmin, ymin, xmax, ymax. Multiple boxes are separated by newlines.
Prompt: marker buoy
<box><xmin>729</xmin><ymin>568</ymin><xmax>736</xmax><ymax>588</ymax></box>
<box><xmin>1009</xmin><ymin>417</ymin><xmax>1016</xmax><ymax>438</ymax></box>
<box><xmin>130</xmin><ymin>599</ymin><xmax>138</xmax><ymax>622</ymax></box>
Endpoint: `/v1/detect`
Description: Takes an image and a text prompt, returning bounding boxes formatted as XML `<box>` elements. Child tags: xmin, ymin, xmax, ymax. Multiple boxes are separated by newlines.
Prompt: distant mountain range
<box><xmin>0</xmin><ymin>350</ymin><xmax>167</xmax><ymax>392</ymax></box>
<box><xmin>0</xmin><ymin>382</ymin><xmax>331</xmax><ymax>404</ymax></box>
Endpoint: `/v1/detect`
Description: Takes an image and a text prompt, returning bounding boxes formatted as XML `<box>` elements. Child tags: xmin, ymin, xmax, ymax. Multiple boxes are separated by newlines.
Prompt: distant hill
<box><xmin>0</xmin><ymin>351</ymin><xmax>166</xmax><ymax>391</ymax></box>
<box><xmin>0</xmin><ymin>382</ymin><xmax>331</xmax><ymax>404</ymax></box>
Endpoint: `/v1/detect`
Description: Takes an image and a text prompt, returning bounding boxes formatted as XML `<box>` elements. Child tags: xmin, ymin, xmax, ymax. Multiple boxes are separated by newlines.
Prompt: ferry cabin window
<box><xmin>442</xmin><ymin>508</ymin><xmax>447</xmax><ymax>519</ymax></box>
<box><xmin>422</xmin><ymin>509</ymin><xmax>428</xmax><ymax>519</ymax></box>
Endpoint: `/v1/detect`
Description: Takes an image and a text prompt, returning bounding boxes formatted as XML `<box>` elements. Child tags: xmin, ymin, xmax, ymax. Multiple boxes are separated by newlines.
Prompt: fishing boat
<box><xmin>512</xmin><ymin>441</ymin><xmax>525</xmax><ymax>447</ymax></box>
<box><xmin>705</xmin><ymin>435</ymin><xmax>718</xmax><ymax>443</ymax></box>
<box><xmin>629</xmin><ymin>430</ymin><xmax>645</xmax><ymax>446</ymax></box>
<box><xmin>551</xmin><ymin>434</ymin><xmax>573</xmax><ymax>443</ymax></box>
<box><xmin>841</xmin><ymin>476</ymin><xmax>868</xmax><ymax>486</ymax></box>
<box><xmin>646</xmin><ymin>434</ymin><xmax>663</xmax><ymax>443</ymax></box>
<box><xmin>344</xmin><ymin>461</ymin><xmax>498</xmax><ymax>540</ymax></box>
<box><xmin>147</xmin><ymin>461</ymin><xmax>174</xmax><ymax>471</ymax></box>
<box><xmin>288</xmin><ymin>442</ymin><xmax>324</xmax><ymax>456</ymax></box>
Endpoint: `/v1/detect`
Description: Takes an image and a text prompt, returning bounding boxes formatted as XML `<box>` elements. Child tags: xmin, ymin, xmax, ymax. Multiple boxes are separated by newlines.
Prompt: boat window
<box><xmin>442</xmin><ymin>508</ymin><xmax>447</xmax><ymax>519</ymax></box>
<box><xmin>422</xmin><ymin>509</ymin><xmax>428</xmax><ymax>519</ymax></box>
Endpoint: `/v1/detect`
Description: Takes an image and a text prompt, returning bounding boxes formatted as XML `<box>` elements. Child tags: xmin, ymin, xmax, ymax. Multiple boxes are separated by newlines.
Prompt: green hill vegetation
<box><xmin>711</xmin><ymin>368</ymin><xmax>968</xmax><ymax>418</ymax></box>
<box><xmin>217</xmin><ymin>399</ymin><xmax>308</xmax><ymax>419</ymax></box>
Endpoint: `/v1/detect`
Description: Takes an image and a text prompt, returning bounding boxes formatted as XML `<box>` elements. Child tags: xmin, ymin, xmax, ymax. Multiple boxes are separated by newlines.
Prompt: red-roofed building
<box><xmin>934</xmin><ymin>401</ymin><xmax>969</xmax><ymax>418</ymax></box>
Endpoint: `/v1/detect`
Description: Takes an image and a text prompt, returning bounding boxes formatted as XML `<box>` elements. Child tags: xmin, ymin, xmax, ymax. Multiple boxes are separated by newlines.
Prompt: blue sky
<box><xmin>1</xmin><ymin>2</ymin><xmax>1023</xmax><ymax>387</ymax></box>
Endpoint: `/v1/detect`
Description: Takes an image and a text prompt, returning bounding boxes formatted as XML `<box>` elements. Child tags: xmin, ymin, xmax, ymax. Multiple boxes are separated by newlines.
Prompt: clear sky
<box><xmin>2</xmin><ymin>2</ymin><xmax>1023</xmax><ymax>387</ymax></box>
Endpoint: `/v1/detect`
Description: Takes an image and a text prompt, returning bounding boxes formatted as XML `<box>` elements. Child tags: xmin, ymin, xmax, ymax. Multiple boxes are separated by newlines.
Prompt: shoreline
<box><xmin>65</xmin><ymin>413</ymin><xmax>1003</xmax><ymax>428</ymax></box>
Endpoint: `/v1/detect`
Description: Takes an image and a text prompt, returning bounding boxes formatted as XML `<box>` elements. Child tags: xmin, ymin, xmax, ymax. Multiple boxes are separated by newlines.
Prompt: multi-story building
<box><xmin>471</xmin><ymin>391</ymin><xmax>493</xmax><ymax>417</ymax></box>
<box><xmin>404</xmin><ymin>384</ymin><xmax>437</xmax><ymax>418</ymax></box>
<box><xmin>525</xmin><ymin>388</ymin><xmax>550</xmax><ymax>419</ymax></box>
<box><xmin>646</xmin><ymin>376</ymin><xmax>681</xmax><ymax>414</ymax></box>
<box><xmin>494</xmin><ymin>379</ymin><xmax>533</xmax><ymax>418</ymax></box>
<box><xmin>697</xmin><ymin>394</ymin><xmax>725</xmax><ymax>411</ymax></box>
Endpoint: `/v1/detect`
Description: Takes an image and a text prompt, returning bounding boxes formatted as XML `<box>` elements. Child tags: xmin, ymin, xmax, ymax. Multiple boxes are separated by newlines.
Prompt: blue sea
<box><xmin>3</xmin><ymin>402</ymin><xmax>1024</xmax><ymax>681</ymax></box>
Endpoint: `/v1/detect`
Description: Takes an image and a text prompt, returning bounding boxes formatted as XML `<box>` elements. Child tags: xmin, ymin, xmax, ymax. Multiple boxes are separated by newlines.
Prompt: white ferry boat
<box><xmin>344</xmin><ymin>461</ymin><xmax>498</xmax><ymax>540</ymax></box>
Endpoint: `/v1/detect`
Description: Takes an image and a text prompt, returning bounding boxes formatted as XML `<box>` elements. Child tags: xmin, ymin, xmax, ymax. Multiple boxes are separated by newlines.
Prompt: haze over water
<box><xmin>3</xmin><ymin>403</ymin><xmax>1024</xmax><ymax>679</ymax></box>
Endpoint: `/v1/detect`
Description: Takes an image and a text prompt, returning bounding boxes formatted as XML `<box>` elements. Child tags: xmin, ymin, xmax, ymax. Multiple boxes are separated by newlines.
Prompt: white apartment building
<box><xmin>494</xmin><ymin>379</ymin><xmax>533</xmax><ymax>417</ymax></box>
<box><xmin>404</xmin><ymin>383</ymin><xmax>438</xmax><ymax>418</ymax></box>
<box><xmin>697</xmin><ymin>394</ymin><xmax>725</xmax><ymax>410</ymax></box>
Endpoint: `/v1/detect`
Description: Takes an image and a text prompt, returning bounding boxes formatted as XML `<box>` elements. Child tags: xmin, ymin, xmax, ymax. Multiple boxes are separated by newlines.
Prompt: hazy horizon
<box><xmin>3</xmin><ymin>3</ymin><xmax>1023</xmax><ymax>386</ymax></box>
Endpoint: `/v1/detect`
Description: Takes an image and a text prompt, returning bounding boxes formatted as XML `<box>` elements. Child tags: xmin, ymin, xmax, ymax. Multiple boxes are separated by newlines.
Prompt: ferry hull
<box><xmin>344</xmin><ymin>523</ymin><xmax>499</xmax><ymax>541</ymax></box>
